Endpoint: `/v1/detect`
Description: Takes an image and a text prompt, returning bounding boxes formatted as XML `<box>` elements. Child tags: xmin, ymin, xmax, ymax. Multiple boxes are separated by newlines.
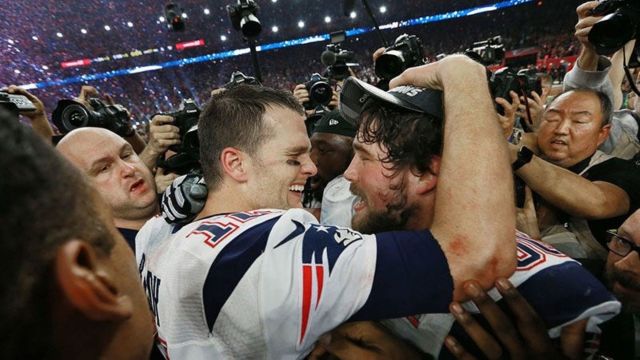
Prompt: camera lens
<box><xmin>61</xmin><ymin>104</ymin><xmax>90</xmax><ymax>130</ymax></box>
<box><xmin>375</xmin><ymin>51</ymin><xmax>406</xmax><ymax>80</ymax></box>
<box><xmin>589</xmin><ymin>11</ymin><xmax>636</xmax><ymax>54</ymax></box>
<box><xmin>310</xmin><ymin>81</ymin><xmax>333</xmax><ymax>105</ymax></box>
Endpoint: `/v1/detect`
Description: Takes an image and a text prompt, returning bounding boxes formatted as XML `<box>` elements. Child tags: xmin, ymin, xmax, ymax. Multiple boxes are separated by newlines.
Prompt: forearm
<box><xmin>29</xmin><ymin>115</ymin><xmax>54</xmax><ymax>142</ymax></box>
<box><xmin>434</xmin><ymin>58</ymin><xmax>516</xmax><ymax>295</ymax></box>
<box><xmin>576</xmin><ymin>45</ymin><xmax>599</xmax><ymax>71</ymax></box>
<box><xmin>139</xmin><ymin>144</ymin><xmax>161</xmax><ymax>171</ymax></box>
<box><xmin>515</xmin><ymin>155</ymin><xmax>628</xmax><ymax>219</ymax></box>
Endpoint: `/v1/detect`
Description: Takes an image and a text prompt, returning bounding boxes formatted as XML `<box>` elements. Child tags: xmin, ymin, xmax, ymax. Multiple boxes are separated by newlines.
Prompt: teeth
<box><xmin>289</xmin><ymin>185</ymin><xmax>304</xmax><ymax>192</ymax></box>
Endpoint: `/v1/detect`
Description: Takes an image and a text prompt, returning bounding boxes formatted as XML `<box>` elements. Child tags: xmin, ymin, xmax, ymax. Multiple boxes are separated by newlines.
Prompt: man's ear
<box><xmin>415</xmin><ymin>156</ymin><xmax>441</xmax><ymax>195</ymax></box>
<box><xmin>597</xmin><ymin>123</ymin><xmax>612</xmax><ymax>147</ymax></box>
<box><xmin>55</xmin><ymin>240</ymin><xmax>133</xmax><ymax>322</ymax></box>
<box><xmin>220</xmin><ymin>147</ymin><xmax>248</xmax><ymax>182</ymax></box>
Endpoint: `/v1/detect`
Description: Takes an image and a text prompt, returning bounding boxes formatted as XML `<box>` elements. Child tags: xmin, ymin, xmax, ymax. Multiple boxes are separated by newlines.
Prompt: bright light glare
<box><xmin>56</xmin><ymin>32</ymin><xmax>63</xmax><ymax>38</ymax></box>
<box><xmin>298</xmin><ymin>20</ymin><xmax>305</xmax><ymax>28</ymax></box>
<box><xmin>380</xmin><ymin>6</ymin><xmax>387</xmax><ymax>13</ymax></box>
<box><xmin>272</xmin><ymin>25</ymin><xmax>279</xmax><ymax>33</ymax></box>
<box><xmin>104</xmin><ymin>25</ymin><xmax>111</xmax><ymax>31</ymax></box>
<box><xmin>127</xmin><ymin>21</ymin><xmax>133</xmax><ymax>27</ymax></box>
<box><xmin>324</xmin><ymin>16</ymin><xmax>331</xmax><ymax>23</ymax></box>
<box><xmin>81</xmin><ymin>28</ymin><xmax>87</xmax><ymax>34</ymax></box>
<box><xmin>350</xmin><ymin>11</ymin><xmax>357</xmax><ymax>18</ymax></box>
<box><xmin>220</xmin><ymin>35</ymin><xmax>227</xmax><ymax>41</ymax></box>
<box><xmin>204</xmin><ymin>8</ymin><xmax>210</xmax><ymax>15</ymax></box>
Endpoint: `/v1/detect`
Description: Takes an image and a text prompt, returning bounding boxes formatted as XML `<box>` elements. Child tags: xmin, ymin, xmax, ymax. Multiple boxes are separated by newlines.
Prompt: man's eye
<box><xmin>100</xmin><ymin>164</ymin><xmax>111</xmax><ymax>173</ymax></box>
<box><xmin>287</xmin><ymin>159</ymin><xmax>301</xmax><ymax>166</ymax></box>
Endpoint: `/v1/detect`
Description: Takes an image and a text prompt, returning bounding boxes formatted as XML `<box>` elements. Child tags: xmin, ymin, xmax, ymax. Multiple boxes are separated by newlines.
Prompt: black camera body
<box><xmin>52</xmin><ymin>98</ymin><xmax>132</xmax><ymax>136</ymax></box>
<box><xmin>227</xmin><ymin>0</ymin><xmax>261</xmax><ymax>38</ymax></box>
<box><xmin>225</xmin><ymin>71</ymin><xmax>261</xmax><ymax>89</ymax></box>
<box><xmin>157</xmin><ymin>99</ymin><xmax>201</xmax><ymax>175</ymax></box>
<box><xmin>321</xmin><ymin>43</ymin><xmax>357</xmax><ymax>81</ymax></box>
<box><xmin>465</xmin><ymin>36</ymin><xmax>505</xmax><ymax>66</ymax></box>
<box><xmin>490</xmin><ymin>68</ymin><xmax>542</xmax><ymax>115</ymax></box>
<box><xmin>375</xmin><ymin>34</ymin><xmax>426</xmax><ymax>80</ymax></box>
<box><xmin>588</xmin><ymin>0</ymin><xmax>640</xmax><ymax>54</ymax></box>
<box><xmin>304</xmin><ymin>73</ymin><xmax>333</xmax><ymax>110</ymax></box>
<box><xmin>0</xmin><ymin>91</ymin><xmax>36</xmax><ymax>118</ymax></box>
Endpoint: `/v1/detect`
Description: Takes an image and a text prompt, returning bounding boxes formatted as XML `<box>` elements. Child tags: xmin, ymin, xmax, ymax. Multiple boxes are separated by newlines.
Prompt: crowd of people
<box><xmin>2</xmin><ymin>0</ymin><xmax>640</xmax><ymax>359</ymax></box>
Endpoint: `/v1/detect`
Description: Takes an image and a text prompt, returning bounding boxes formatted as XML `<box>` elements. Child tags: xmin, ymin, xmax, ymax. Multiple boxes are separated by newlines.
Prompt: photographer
<box><xmin>564</xmin><ymin>0</ymin><xmax>640</xmax><ymax>159</ymax></box>
<box><xmin>3</xmin><ymin>85</ymin><xmax>54</xmax><ymax>141</ymax></box>
<box><xmin>139</xmin><ymin>114</ymin><xmax>181</xmax><ymax>174</ymax></box>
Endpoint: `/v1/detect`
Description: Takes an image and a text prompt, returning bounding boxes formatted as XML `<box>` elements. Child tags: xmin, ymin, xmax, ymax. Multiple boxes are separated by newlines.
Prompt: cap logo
<box><xmin>329</xmin><ymin>119</ymin><xmax>339</xmax><ymax>126</ymax></box>
<box><xmin>392</xmin><ymin>86</ymin><xmax>423</xmax><ymax>97</ymax></box>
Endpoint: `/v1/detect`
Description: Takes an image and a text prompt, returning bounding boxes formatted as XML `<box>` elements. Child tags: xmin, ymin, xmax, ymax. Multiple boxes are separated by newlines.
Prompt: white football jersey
<box><xmin>137</xmin><ymin>208</ymin><xmax>455</xmax><ymax>359</ymax></box>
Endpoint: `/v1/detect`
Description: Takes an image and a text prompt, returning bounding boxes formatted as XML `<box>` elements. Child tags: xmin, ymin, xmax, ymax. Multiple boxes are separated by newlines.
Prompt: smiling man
<box><xmin>57</xmin><ymin>127</ymin><xmax>159</xmax><ymax>250</ymax></box>
<box><xmin>136</xmin><ymin>56</ymin><xmax>519</xmax><ymax>358</ymax></box>
<box><xmin>515</xmin><ymin>88</ymin><xmax>640</xmax><ymax>254</ymax></box>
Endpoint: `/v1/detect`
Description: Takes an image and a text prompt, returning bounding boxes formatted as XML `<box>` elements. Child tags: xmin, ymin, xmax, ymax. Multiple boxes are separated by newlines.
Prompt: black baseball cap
<box><xmin>339</xmin><ymin>77</ymin><xmax>443</xmax><ymax>126</ymax></box>
<box><xmin>312</xmin><ymin>109</ymin><xmax>357</xmax><ymax>138</ymax></box>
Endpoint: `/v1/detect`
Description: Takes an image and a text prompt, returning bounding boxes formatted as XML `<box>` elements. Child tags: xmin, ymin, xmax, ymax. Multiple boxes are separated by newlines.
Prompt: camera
<box><xmin>227</xmin><ymin>0</ymin><xmax>261</xmax><ymax>38</ymax></box>
<box><xmin>0</xmin><ymin>91</ymin><xmax>36</xmax><ymax>118</ymax></box>
<box><xmin>156</xmin><ymin>99</ymin><xmax>201</xmax><ymax>175</ymax></box>
<box><xmin>465</xmin><ymin>36</ymin><xmax>505</xmax><ymax>66</ymax></box>
<box><xmin>588</xmin><ymin>0</ymin><xmax>640</xmax><ymax>54</ymax></box>
<box><xmin>52</xmin><ymin>98</ymin><xmax>133</xmax><ymax>136</ymax></box>
<box><xmin>375</xmin><ymin>34</ymin><xmax>426</xmax><ymax>80</ymax></box>
<box><xmin>304</xmin><ymin>73</ymin><xmax>333</xmax><ymax>110</ymax></box>
<box><xmin>490</xmin><ymin>68</ymin><xmax>542</xmax><ymax>115</ymax></box>
<box><xmin>225</xmin><ymin>71</ymin><xmax>261</xmax><ymax>88</ymax></box>
<box><xmin>321</xmin><ymin>43</ymin><xmax>357</xmax><ymax>81</ymax></box>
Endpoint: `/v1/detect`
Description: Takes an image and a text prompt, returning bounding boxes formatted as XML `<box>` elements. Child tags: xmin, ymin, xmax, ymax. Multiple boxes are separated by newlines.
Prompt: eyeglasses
<box><xmin>606</xmin><ymin>229</ymin><xmax>640</xmax><ymax>257</ymax></box>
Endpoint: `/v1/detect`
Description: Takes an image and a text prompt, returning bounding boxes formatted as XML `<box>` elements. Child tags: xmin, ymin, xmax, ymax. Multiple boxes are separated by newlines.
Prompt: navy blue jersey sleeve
<box><xmin>351</xmin><ymin>230</ymin><xmax>453</xmax><ymax>321</ymax></box>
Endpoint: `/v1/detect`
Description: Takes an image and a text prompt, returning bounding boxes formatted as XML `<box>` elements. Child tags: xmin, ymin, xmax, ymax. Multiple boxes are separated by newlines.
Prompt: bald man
<box><xmin>57</xmin><ymin>128</ymin><xmax>159</xmax><ymax>250</ymax></box>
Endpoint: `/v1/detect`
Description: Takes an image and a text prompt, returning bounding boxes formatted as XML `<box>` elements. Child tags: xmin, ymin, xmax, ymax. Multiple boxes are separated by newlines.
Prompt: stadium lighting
<box><xmin>204</xmin><ymin>8</ymin><xmax>210</xmax><ymax>15</ymax></box>
<box><xmin>350</xmin><ymin>11</ymin><xmax>357</xmax><ymax>18</ymax></box>
<box><xmin>324</xmin><ymin>16</ymin><xmax>331</xmax><ymax>23</ymax></box>
<box><xmin>127</xmin><ymin>21</ymin><xmax>134</xmax><ymax>27</ymax></box>
<box><xmin>104</xmin><ymin>25</ymin><xmax>111</xmax><ymax>31</ymax></box>
<box><xmin>380</xmin><ymin>6</ymin><xmax>387</xmax><ymax>13</ymax></box>
<box><xmin>14</xmin><ymin>69</ymin><xmax>20</xmax><ymax>74</ymax></box>
<box><xmin>42</xmin><ymin>65</ymin><xmax>49</xmax><ymax>70</ymax></box>
<box><xmin>220</xmin><ymin>35</ymin><xmax>227</xmax><ymax>41</ymax></box>
<box><xmin>272</xmin><ymin>25</ymin><xmax>279</xmax><ymax>33</ymax></box>
<box><xmin>182</xmin><ymin>12</ymin><xmax>188</xmax><ymax>19</ymax></box>
<box><xmin>56</xmin><ymin>32</ymin><xmax>63</xmax><ymax>38</ymax></box>
<box><xmin>7</xmin><ymin>39</ymin><xmax>14</xmax><ymax>44</ymax></box>
<box><xmin>32</xmin><ymin>36</ymin><xmax>38</xmax><ymax>41</ymax></box>
<box><xmin>81</xmin><ymin>28</ymin><xmax>87</xmax><ymax>34</ymax></box>
<box><xmin>297</xmin><ymin>20</ymin><xmax>305</xmax><ymax>28</ymax></box>
<box><xmin>159</xmin><ymin>16</ymin><xmax>166</xmax><ymax>22</ymax></box>
<box><xmin>271</xmin><ymin>0</ymin><xmax>277</xmax><ymax>2</ymax></box>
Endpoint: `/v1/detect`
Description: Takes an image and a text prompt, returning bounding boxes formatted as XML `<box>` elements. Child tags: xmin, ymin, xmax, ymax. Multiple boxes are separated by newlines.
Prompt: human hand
<box><xmin>516</xmin><ymin>186</ymin><xmax>540</xmax><ymax>239</ymax></box>
<box><xmin>518</xmin><ymin>88</ymin><xmax>549</xmax><ymax>130</ymax></box>
<box><xmin>372</xmin><ymin>47</ymin><xmax>385</xmax><ymax>62</ymax></box>
<box><xmin>147</xmin><ymin>114</ymin><xmax>180</xmax><ymax>157</ymax></box>
<box><xmin>308</xmin><ymin>322</ymin><xmax>424</xmax><ymax>360</ymax></box>
<box><xmin>293</xmin><ymin>83</ymin><xmax>310</xmax><ymax>106</ymax></box>
<box><xmin>445</xmin><ymin>279</ymin><xmax>563</xmax><ymax>360</ymax></box>
<box><xmin>329</xmin><ymin>89</ymin><xmax>340</xmax><ymax>109</ymax></box>
<box><xmin>389</xmin><ymin>54</ymin><xmax>486</xmax><ymax>91</ymax></box>
<box><xmin>574</xmin><ymin>1</ymin><xmax>603</xmax><ymax>49</ymax></box>
<box><xmin>5</xmin><ymin>85</ymin><xmax>46</xmax><ymax>120</ymax></box>
<box><xmin>495</xmin><ymin>90</ymin><xmax>520</xmax><ymax>138</ymax></box>
<box><xmin>155</xmin><ymin>167</ymin><xmax>179</xmax><ymax>194</ymax></box>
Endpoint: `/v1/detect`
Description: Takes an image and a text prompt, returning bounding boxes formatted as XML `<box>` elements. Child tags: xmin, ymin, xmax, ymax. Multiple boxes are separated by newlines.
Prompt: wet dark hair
<box><xmin>0</xmin><ymin>109</ymin><xmax>114</xmax><ymax>359</ymax></box>
<box><xmin>199</xmin><ymin>85</ymin><xmax>304</xmax><ymax>191</ymax></box>
<box><xmin>358</xmin><ymin>101</ymin><xmax>443</xmax><ymax>176</ymax></box>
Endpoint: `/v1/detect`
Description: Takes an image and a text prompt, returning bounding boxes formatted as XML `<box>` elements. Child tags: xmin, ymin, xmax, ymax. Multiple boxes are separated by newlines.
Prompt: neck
<box><xmin>114</xmin><ymin>216</ymin><xmax>152</xmax><ymax>231</ymax></box>
<box><xmin>403</xmin><ymin>196</ymin><xmax>435</xmax><ymax>231</ymax></box>
<box><xmin>197</xmin><ymin>182</ymin><xmax>252</xmax><ymax>220</ymax></box>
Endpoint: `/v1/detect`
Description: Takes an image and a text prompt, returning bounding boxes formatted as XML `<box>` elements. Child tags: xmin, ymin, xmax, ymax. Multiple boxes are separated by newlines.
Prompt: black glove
<box><xmin>161</xmin><ymin>173</ymin><xmax>208</xmax><ymax>225</ymax></box>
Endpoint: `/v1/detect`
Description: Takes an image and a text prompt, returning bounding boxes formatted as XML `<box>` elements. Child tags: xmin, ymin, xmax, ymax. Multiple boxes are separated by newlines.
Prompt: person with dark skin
<box><xmin>0</xmin><ymin>108</ymin><xmax>156</xmax><ymax>359</ymax></box>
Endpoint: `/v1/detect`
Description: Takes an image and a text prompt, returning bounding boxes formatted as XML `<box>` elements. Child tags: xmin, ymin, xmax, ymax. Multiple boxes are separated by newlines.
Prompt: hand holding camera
<box><xmin>147</xmin><ymin>114</ymin><xmax>181</xmax><ymax>158</ymax></box>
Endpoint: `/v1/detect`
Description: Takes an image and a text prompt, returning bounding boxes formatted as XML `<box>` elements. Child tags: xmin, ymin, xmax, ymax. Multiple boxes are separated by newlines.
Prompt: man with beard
<box><xmin>136</xmin><ymin>56</ymin><xmax>519</xmax><ymax>358</ymax></box>
<box><xmin>598</xmin><ymin>209</ymin><xmax>640</xmax><ymax>359</ymax></box>
<box><xmin>308</xmin><ymin>109</ymin><xmax>358</xmax><ymax>227</ymax></box>
<box><xmin>310</xmin><ymin>75</ymin><xmax>621</xmax><ymax>359</ymax></box>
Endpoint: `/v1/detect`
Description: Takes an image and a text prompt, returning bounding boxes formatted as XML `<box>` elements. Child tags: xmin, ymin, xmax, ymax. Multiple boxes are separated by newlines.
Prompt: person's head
<box><xmin>340</xmin><ymin>79</ymin><xmax>443</xmax><ymax>233</ymax></box>
<box><xmin>0</xmin><ymin>110</ymin><xmax>154</xmax><ymax>359</ymax></box>
<box><xmin>56</xmin><ymin>128</ymin><xmax>157</xmax><ymax>227</ymax></box>
<box><xmin>199</xmin><ymin>85</ymin><xmax>316</xmax><ymax>209</ymax></box>
<box><xmin>309</xmin><ymin>110</ymin><xmax>356</xmax><ymax>197</ymax></box>
<box><xmin>605</xmin><ymin>209</ymin><xmax>640</xmax><ymax>313</ymax></box>
<box><xmin>537</xmin><ymin>89</ymin><xmax>612</xmax><ymax>168</ymax></box>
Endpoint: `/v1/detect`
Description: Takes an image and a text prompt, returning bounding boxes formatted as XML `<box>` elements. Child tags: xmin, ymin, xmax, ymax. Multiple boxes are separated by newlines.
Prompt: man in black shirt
<box><xmin>514</xmin><ymin>88</ymin><xmax>640</xmax><ymax>255</ymax></box>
